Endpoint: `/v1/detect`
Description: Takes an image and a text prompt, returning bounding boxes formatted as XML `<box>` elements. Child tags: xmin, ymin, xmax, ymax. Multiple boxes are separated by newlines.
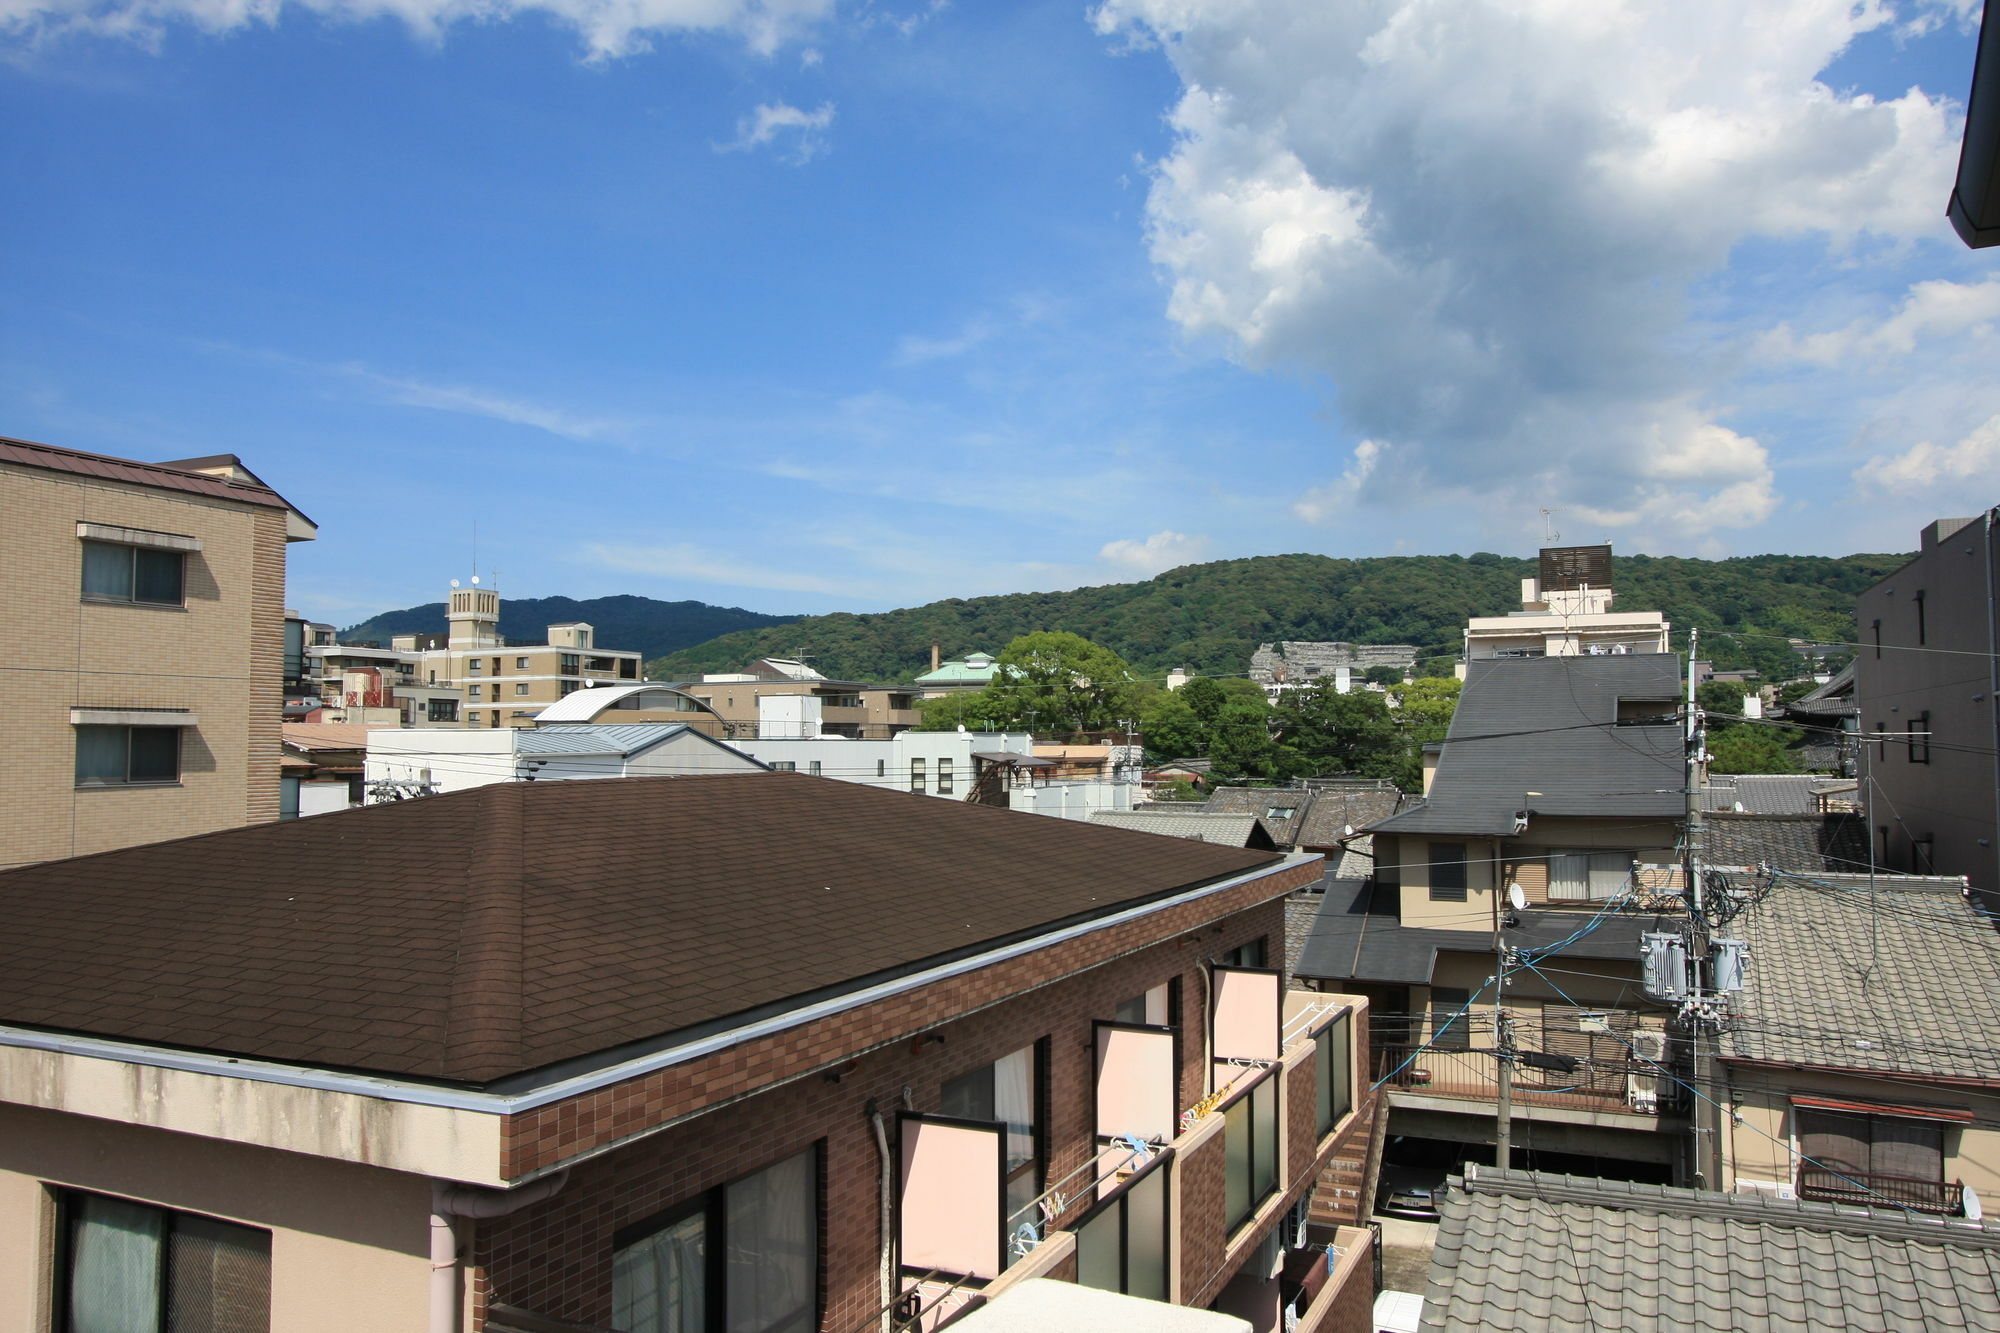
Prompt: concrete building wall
<box><xmin>0</xmin><ymin>463</ymin><xmax>290</xmax><ymax>870</ymax></box>
<box><xmin>1854</xmin><ymin>514</ymin><xmax>2000</xmax><ymax>897</ymax></box>
<box><xmin>0</xmin><ymin>1102</ymin><xmax>432</xmax><ymax>1333</ymax></box>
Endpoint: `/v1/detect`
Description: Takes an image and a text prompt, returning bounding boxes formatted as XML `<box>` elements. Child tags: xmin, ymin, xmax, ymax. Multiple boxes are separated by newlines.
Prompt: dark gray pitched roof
<box><xmin>1722</xmin><ymin>872</ymin><xmax>2000</xmax><ymax>1082</ymax></box>
<box><xmin>1294</xmin><ymin>879</ymin><xmax>1661</xmax><ymax>985</ymax></box>
<box><xmin>1370</xmin><ymin>655</ymin><xmax>1684</xmax><ymax>837</ymax></box>
<box><xmin>1702</xmin><ymin>774</ymin><xmax>1823</xmax><ymax>814</ymax></box>
<box><xmin>1423</xmin><ymin>1167</ymin><xmax>2000</xmax><ymax>1333</ymax></box>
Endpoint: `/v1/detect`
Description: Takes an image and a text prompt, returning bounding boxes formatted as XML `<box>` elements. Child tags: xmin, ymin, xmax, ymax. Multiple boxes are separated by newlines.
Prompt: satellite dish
<box><xmin>450</xmin><ymin>579</ymin><xmax>461</xmax><ymax>588</ymax></box>
<box><xmin>470</xmin><ymin>575</ymin><xmax>480</xmax><ymax>585</ymax></box>
<box><xmin>1508</xmin><ymin>885</ymin><xmax>1528</xmax><ymax>913</ymax></box>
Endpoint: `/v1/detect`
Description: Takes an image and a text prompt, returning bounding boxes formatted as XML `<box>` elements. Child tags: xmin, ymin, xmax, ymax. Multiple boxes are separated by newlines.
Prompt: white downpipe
<box><xmin>871</xmin><ymin>1105</ymin><xmax>894</xmax><ymax>1333</ymax></box>
<box><xmin>429</xmin><ymin>1171</ymin><xmax>571</xmax><ymax>1333</ymax></box>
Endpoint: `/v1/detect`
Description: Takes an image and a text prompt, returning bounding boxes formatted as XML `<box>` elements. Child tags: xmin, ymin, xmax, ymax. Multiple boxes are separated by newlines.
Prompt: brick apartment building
<box><xmin>0</xmin><ymin>773</ymin><xmax>1377</xmax><ymax>1333</ymax></box>
<box><xmin>0</xmin><ymin>436</ymin><xmax>317</xmax><ymax>870</ymax></box>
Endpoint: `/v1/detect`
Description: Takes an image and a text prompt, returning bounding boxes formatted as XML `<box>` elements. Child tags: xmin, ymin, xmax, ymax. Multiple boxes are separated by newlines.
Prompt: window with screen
<box><xmin>58</xmin><ymin>1190</ymin><xmax>270</xmax><ymax>1332</ymax></box>
<box><xmin>1428</xmin><ymin>841</ymin><xmax>1468</xmax><ymax>901</ymax></box>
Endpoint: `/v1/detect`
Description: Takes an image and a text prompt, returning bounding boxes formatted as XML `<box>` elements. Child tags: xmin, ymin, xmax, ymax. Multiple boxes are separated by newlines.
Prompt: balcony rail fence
<box><xmin>1797</xmin><ymin>1167</ymin><xmax>1965</xmax><ymax>1215</ymax></box>
<box><xmin>1376</xmin><ymin>1045</ymin><xmax>1684</xmax><ymax>1116</ymax></box>
<box><xmin>724</xmin><ymin>722</ymin><xmax>911</xmax><ymax>741</ymax></box>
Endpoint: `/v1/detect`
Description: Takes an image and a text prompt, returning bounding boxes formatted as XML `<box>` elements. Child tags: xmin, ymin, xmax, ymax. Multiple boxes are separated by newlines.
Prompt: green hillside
<box><xmin>341</xmin><ymin>594</ymin><xmax>800</xmax><ymax>663</ymax></box>
<box><xmin>648</xmin><ymin>551</ymin><xmax>1904</xmax><ymax>684</ymax></box>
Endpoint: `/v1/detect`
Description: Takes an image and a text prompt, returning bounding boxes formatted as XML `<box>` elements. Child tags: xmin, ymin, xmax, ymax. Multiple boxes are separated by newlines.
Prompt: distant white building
<box><xmin>1463</xmin><ymin>544</ymin><xmax>1670</xmax><ymax>662</ymax></box>
<box><xmin>364</xmin><ymin>722</ymin><xmax>763</xmax><ymax>799</ymax></box>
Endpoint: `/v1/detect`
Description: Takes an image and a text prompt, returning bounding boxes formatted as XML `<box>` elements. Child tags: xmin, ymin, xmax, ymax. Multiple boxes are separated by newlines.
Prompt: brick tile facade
<box><xmin>473</xmin><ymin>873</ymin><xmax>1317</xmax><ymax>1331</ymax></box>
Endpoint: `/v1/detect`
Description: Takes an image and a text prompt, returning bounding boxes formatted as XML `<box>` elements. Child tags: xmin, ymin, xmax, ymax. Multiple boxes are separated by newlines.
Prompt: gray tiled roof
<box><xmin>1086</xmin><ymin>811</ymin><xmax>1276</xmax><ymax>849</ymax></box>
<box><xmin>1371</xmin><ymin>656</ymin><xmax>1684</xmax><ymax>837</ymax></box>
<box><xmin>1702</xmin><ymin>774</ymin><xmax>1824</xmax><ymax>814</ymax></box>
<box><xmin>1202</xmin><ymin>787</ymin><xmax>1314</xmax><ymax>846</ymax></box>
<box><xmin>1293</xmin><ymin>788</ymin><xmax>1403</xmax><ymax>849</ymax></box>
<box><xmin>1294</xmin><ymin>879</ymin><xmax>1661</xmax><ymax>985</ymax></box>
<box><xmin>514</xmin><ymin>723</ymin><xmax>713</xmax><ymax>757</ymax></box>
<box><xmin>1722</xmin><ymin>872</ymin><xmax>2000</xmax><ymax>1082</ymax></box>
<box><xmin>1703</xmin><ymin>812</ymin><xmax>1871</xmax><ymax>874</ymax></box>
<box><xmin>1423</xmin><ymin>1168</ymin><xmax>2000</xmax><ymax>1333</ymax></box>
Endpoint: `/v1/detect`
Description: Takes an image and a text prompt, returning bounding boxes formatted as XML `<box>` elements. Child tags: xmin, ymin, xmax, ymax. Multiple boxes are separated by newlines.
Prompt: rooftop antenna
<box><xmin>472</xmin><ymin>519</ymin><xmax>479</xmax><ymax>584</ymax></box>
<box><xmin>1539</xmin><ymin>508</ymin><xmax>1560</xmax><ymax>544</ymax></box>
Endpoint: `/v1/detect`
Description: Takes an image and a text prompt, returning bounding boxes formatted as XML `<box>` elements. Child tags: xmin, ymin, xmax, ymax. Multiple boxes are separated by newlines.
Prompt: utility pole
<box><xmin>1492</xmin><ymin>875</ymin><xmax>1515</xmax><ymax>1170</ymax></box>
<box><xmin>1680</xmin><ymin>627</ymin><xmax>1720</xmax><ymax>1189</ymax></box>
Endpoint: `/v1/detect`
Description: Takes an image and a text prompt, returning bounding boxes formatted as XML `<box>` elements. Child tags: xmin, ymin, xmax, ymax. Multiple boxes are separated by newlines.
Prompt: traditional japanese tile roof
<box><xmin>1702</xmin><ymin>774</ymin><xmax>1825</xmax><ymax>814</ymax></box>
<box><xmin>0</xmin><ymin>773</ymin><xmax>1284</xmax><ymax>1086</ymax></box>
<box><xmin>1423</xmin><ymin>1167</ymin><xmax>2000</xmax><ymax>1333</ymax></box>
<box><xmin>1703</xmin><ymin>811</ymin><xmax>1871</xmax><ymax>874</ymax></box>
<box><xmin>1370</xmin><ymin>655</ymin><xmax>1684</xmax><ymax>837</ymax></box>
<box><xmin>1721</xmin><ymin>871</ymin><xmax>2000</xmax><ymax>1083</ymax></box>
<box><xmin>1292</xmin><ymin>788</ymin><xmax>1403</xmax><ymax>850</ymax></box>
<box><xmin>1202</xmin><ymin>787</ymin><xmax>1314</xmax><ymax>846</ymax></box>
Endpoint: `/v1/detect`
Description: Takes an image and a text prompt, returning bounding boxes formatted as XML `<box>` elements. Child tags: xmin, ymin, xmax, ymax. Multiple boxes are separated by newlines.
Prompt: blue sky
<box><xmin>3</xmin><ymin>0</ymin><xmax>1994</xmax><ymax>625</ymax></box>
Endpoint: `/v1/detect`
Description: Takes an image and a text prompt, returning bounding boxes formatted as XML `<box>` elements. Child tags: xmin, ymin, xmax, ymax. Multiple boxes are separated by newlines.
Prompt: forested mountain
<box><xmin>340</xmin><ymin>594</ymin><xmax>800</xmax><ymax>663</ymax></box>
<box><xmin>648</xmin><ymin>551</ymin><xmax>1903</xmax><ymax>684</ymax></box>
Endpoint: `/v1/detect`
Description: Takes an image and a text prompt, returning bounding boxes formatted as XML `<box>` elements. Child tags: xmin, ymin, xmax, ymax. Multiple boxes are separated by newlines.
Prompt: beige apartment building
<box><xmin>0</xmin><ymin>437</ymin><xmax>316</xmax><ymax>870</ymax></box>
<box><xmin>1463</xmin><ymin>543</ymin><xmax>1671</xmax><ymax>663</ymax></box>
<box><xmin>675</xmin><ymin>656</ymin><xmax>923</xmax><ymax>738</ymax></box>
<box><xmin>382</xmin><ymin>581</ymin><xmax>644</xmax><ymax>729</ymax></box>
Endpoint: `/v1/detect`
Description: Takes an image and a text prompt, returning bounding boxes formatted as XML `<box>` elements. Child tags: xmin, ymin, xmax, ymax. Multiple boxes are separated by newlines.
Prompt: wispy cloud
<box><xmin>717</xmin><ymin>101</ymin><xmax>837</xmax><ymax>164</ymax></box>
<box><xmin>359</xmin><ymin>370</ymin><xmax>629</xmax><ymax>442</ymax></box>
<box><xmin>585</xmin><ymin>541</ymin><xmax>854</xmax><ymax>596</ymax></box>
<box><xmin>2</xmin><ymin>0</ymin><xmax>833</xmax><ymax>61</ymax></box>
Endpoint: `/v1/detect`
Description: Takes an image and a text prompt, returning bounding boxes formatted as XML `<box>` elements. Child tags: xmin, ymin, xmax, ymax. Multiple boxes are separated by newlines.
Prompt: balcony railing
<box><xmin>1377</xmin><ymin>1046</ymin><xmax>1683</xmax><ymax>1116</ymax></box>
<box><xmin>1797</xmin><ymin>1168</ymin><xmax>1965</xmax><ymax>1215</ymax></box>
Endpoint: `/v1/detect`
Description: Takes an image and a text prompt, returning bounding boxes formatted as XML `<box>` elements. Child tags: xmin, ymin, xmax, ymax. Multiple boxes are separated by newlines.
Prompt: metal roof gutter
<box><xmin>0</xmin><ymin>853</ymin><xmax>1319</xmax><ymax>1116</ymax></box>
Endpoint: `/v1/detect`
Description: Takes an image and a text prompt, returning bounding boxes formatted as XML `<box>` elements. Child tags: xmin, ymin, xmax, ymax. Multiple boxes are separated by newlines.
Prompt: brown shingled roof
<box><xmin>0</xmin><ymin>773</ymin><xmax>1281</xmax><ymax>1085</ymax></box>
<box><xmin>0</xmin><ymin>434</ymin><xmax>294</xmax><ymax>509</ymax></box>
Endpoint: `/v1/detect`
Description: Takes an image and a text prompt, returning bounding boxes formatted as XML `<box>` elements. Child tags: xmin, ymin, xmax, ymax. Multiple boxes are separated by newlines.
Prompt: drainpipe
<box><xmin>870</xmin><ymin>1103</ymin><xmax>895</xmax><ymax>1333</ymax></box>
<box><xmin>429</xmin><ymin>1171</ymin><xmax>570</xmax><ymax>1333</ymax></box>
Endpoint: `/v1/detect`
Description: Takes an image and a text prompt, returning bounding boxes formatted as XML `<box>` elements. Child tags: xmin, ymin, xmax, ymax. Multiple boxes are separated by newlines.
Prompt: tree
<box><xmin>982</xmin><ymin>632</ymin><xmax>1143</xmax><ymax>734</ymax></box>
<box><xmin>1270</xmin><ymin>681</ymin><xmax>1406</xmax><ymax>782</ymax></box>
<box><xmin>1151</xmin><ymin>776</ymin><xmax>1204</xmax><ymax>802</ymax></box>
<box><xmin>1364</xmin><ymin>665</ymin><xmax>1405</xmax><ymax>687</ymax></box>
<box><xmin>914</xmin><ymin>691</ymin><xmax>1012</xmax><ymax>732</ymax></box>
<box><xmin>1140</xmin><ymin>695</ymin><xmax>1206</xmax><ymax>758</ymax></box>
<box><xmin>1708</xmin><ymin>727</ymin><xmax>1800</xmax><ymax>775</ymax></box>
<box><xmin>1697</xmin><ymin>681</ymin><xmax>1747</xmax><ymax>729</ymax></box>
<box><xmin>1176</xmin><ymin>676</ymin><xmax>1230</xmax><ymax>727</ymax></box>
<box><xmin>1415</xmin><ymin>655</ymin><xmax>1459</xmax><ymax>679</ymax></box>
<box><xmin>1392</xmin><ymin>677</ymin><xmax>1462</xmax><ymax>747</ymax></box>
<box><xmin>1209</xmin><ymin>697</ymin><xmax>1288</xmax><ymax>782</ymax></box>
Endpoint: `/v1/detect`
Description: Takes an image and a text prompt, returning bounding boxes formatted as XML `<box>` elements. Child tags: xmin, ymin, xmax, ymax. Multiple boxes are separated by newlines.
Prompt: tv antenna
<box><xmin>1539</xmin><ymin>509</ymin><xmax>1560</xmax><ymax>544</ymax></box>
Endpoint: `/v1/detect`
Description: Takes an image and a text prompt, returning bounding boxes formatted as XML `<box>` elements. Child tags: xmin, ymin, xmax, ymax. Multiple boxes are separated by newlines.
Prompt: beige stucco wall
<box><xmin>0</xmin><ymin>1101</ymin><xmax>432</xmax><ymax>1333</ymax></box>
<box><xmin>0</xmin><ymin>463</ymin><xmax>288</xmax><ymax>869</ymax></box>
<box><xmin>0</xmin><ymin>1044</ymin><xmax>504</xmax><ymax>1184</ymax></box>
<box><xmin>1720</xmin><ymin>1064</ymin><xmax>2000</xmax><ymax>1205</ymax></box>
<box><xmin>1391</xmin><ymin>834</ymin><xmax>1501</xmax><ymax>927</ymax></box>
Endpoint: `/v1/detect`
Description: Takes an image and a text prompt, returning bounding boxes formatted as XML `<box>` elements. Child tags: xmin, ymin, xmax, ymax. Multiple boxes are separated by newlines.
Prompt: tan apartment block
<box><xmin>677</xmin><ymin>672</ymin><xmax>922</xmax><ymax>738</ymax></box>
<box><xmin>386</xmin><ymin>583</ymin><xmax>644</xmax><ymax>729</ymax></box>
<box><xmin>0</xmin><ymin>437</ymin><xmax>315</xmax><ymax>870</ymax></box>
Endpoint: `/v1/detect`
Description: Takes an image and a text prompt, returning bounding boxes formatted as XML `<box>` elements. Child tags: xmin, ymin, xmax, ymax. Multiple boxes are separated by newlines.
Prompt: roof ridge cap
<box><xmin>443</xmin><ymin>783</ymin><xmax>527</xmax><ymax>1080</ymax></box>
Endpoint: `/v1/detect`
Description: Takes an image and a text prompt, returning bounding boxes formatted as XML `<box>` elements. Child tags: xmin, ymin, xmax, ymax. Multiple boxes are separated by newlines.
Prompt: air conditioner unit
<box><xmin>1625</xmin><ymin>1074</ymin><xmax>1662</xmax><ymax>1114</ymax></box>
<box><xmin>1735</xmin><ymin>1178</ymin><xmax>1798</xmax><ymax>1201</ymax></box>
<box><xmin>1627</xmin><ymin>1030</ymin><xmax>1667</xmax><ymax>1062</ymax></box>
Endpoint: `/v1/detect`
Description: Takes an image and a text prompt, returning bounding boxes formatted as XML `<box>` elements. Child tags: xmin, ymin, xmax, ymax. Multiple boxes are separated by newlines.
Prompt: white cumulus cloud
<box><xmin>3</xmin><ymin>0</ymin><xmax>831</xmax><ymax>60</ymax></box>
<box><xmin>1854</xmin><ymin>414</ymin><xmax>2000</xmax><ymax>495</ymax></box>
<box><xmin>1092</xmin><ymin>0</ymin><xmax>1963</xmax><ymax>542</ymax></box>
<box><xmin>1099</xmin><ymin>529</ymin><xmax>1211</xmax><ymax>574</ymax></box>
<box><xmin>718</xmin><ymin>100</ymin><xmax>837</xmax><ymax>162</ymax></box>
